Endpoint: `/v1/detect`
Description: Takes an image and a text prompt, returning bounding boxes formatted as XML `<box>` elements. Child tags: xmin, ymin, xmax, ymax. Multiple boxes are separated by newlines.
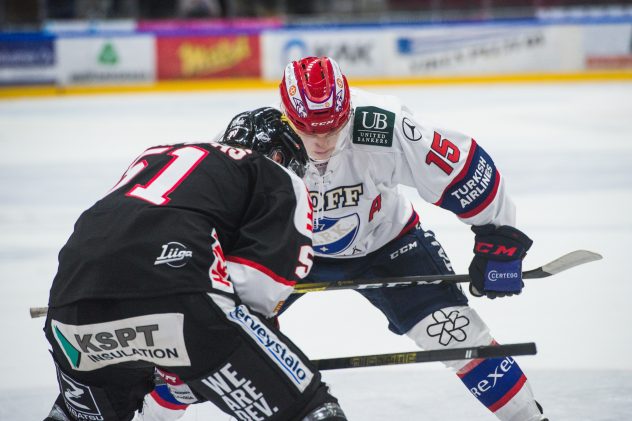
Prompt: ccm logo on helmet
<box><xmin>312</xmin><ymin>119</ymin><xmax>335</xmax><ymax>127</ymax></box>
<box><xmin>475</xmin><ymin>242</ymin><xmax>517</xmax><ymax>256</ymax></box>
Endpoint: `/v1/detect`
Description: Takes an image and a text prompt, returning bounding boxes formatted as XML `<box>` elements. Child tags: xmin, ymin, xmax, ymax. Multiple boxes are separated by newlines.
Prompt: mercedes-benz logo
<box><xmin>402</xmin><ymin>117</ymin><xmax>422</xmax><ymax>141</ymax></box>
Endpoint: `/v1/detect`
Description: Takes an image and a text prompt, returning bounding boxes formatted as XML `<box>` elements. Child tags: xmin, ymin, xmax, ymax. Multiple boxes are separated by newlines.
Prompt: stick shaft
<box><xmin>313</xmin><ymin>342</ymin><xmax>537</xmax><ymax>370</ymax></box>
<box><xmin>294</xmin><ymin>250</ymin><xmax>602</xmax><ymax>293</ymax></box>
<box><xmin>29</xmin><ymin>250</ymin><xmax>602</xmax><ymax>318</ymax></box>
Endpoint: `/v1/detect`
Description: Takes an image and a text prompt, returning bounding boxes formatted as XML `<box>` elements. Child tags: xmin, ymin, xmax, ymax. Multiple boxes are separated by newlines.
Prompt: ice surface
<box><xmin>2</xmin><ymin>369</ymin><xmax>631</xmax><ymax>420</ymax></box>
<box><xmin>1</xmin><ymin>82</ymin><xmax>631</xmax><ymax>419</ymax></box>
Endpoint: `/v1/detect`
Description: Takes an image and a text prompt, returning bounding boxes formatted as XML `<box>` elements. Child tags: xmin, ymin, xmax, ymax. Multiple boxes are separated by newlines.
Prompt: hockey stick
<box><xmin>30</xmin><ymin>307</ymin><xmax>49</xmax><ymax>318</ymax></box>
<box><xmin>28</xmin><ymin>250</ymin><xmax>601</xmax><ymax>318</ymax></box>
<box><xmin>293</xmin><ymin>249</ymin><xmax>602</xmax><ymax>293</ymax></box>
<box><xmin>313</xmin><ymin>342</ymin><xmax>537</xmax><ymax>370</ymax></box>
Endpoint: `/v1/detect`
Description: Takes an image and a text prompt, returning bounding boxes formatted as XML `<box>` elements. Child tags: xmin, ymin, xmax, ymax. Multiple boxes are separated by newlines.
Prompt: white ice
<box><xmin>0</xmin><ymin>82</ymin><xmax>631</xmax><ymax>420</ymax></box>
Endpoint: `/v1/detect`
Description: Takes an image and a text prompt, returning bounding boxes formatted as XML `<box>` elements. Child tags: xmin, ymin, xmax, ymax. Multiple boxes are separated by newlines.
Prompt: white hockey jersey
<box><xmin>303</xmin><ymin>88</ymin><xmax>516</xmax><ymax>258</ymax></box>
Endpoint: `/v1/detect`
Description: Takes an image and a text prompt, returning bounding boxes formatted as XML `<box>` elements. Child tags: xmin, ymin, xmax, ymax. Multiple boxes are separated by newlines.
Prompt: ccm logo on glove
<box><xmin>469</xmin><ymin>225</ymin><xmax>533</xmax><ymax>299</ymax></box>
<box><xmin>474</xmin><ymin>242</ymin><xmax>519</xmax><ymax>256</ymax></box>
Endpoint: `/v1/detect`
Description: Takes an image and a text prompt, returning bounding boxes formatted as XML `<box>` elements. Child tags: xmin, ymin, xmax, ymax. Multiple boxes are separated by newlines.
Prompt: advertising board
<box><xmin>57</xmin><ymin>35</ymin><xmax>155</xmax><ymax>85</ymax></box>
<box><xmin>157</xmin><ymin>35</ymin><xmax>260</xmax><ymax>79</ymax></box>
<box><xmin>0</xmin><ymin>35</ymin><xmax>56</xmax><ymax>85</ymax></box>
<box><xmin>261</xmin><ymin>29</ymin><xmax>389</xmax><ymax>80</ymax></box>
<box><xmin>583</xmin><ymin>23</ymin><xmax>632</xmax><ymax>69</ymax></box>
<box><xmin>390</xmin><ymin>24</ymin><xmax>585</xmax><ymax>76</ymax></box>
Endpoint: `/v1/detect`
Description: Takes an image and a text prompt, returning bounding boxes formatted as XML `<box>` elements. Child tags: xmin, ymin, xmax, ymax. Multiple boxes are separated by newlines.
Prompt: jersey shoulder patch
<box><xmin>434</xmin><ymin>141</ymin><xmax>501</xmax><ymax>218</ymax></box>
<box><xmin>352</xmin><ymin>106</ymin><xmax>395</xmax><ymax>147</ymax></box>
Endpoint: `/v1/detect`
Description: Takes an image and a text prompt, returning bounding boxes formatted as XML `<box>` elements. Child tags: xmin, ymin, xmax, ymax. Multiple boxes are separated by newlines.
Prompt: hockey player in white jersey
<box><xmin>137</xmin><ymin>57</ymin><xmax>548</xmax><ymax>420</ymax></box>
<box><xmin>275</xmin><ymin>56</ymin><xmax>548</xmax><ymax>421</ymax></box>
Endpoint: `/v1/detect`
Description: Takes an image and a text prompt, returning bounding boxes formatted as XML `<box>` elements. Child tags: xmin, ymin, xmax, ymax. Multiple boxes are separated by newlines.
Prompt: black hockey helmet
<box><xmin>222</xmin><ymin>107</ymin><xmax>309</xmax><ymax>178</ymax></box>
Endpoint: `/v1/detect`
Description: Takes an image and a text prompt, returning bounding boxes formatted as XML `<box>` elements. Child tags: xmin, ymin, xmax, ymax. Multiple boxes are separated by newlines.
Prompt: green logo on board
<box><xmin>99</xmin><ymin>42</ymin><xmax>119</xmax><ymax>65</ymax></box>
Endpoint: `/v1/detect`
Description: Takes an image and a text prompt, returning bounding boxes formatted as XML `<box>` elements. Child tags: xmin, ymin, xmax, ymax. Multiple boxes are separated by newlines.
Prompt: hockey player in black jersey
<box><xmin>43</xmin><ymin>108</ymin><xmax>347</xmax><ymax>421</ymax></box>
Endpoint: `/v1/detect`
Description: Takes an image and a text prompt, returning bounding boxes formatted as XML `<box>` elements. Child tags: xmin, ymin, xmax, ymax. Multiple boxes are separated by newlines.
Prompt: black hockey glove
<box><xmin>468</xmin><ymin>224</ymin><xmax>533</xmax><ymax>299</ymax></box>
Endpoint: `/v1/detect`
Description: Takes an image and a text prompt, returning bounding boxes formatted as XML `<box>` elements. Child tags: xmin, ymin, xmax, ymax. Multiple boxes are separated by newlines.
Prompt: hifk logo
<box><xmin>313</xmin><ymin>214</ymin><xmax>360</xmax><ymax>255</ymax></box>
<box><xmin>155</xmin><ymin>242</ymin><xmax>193</xmax><ymax>268</ymax></box>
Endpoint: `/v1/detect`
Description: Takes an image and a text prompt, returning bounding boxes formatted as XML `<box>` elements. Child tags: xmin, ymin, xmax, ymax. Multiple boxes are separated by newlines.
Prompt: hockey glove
<box><xmin>468</xmin><ymin>224</ymin><xmax>533</xmax><ymax>299</ymax></box>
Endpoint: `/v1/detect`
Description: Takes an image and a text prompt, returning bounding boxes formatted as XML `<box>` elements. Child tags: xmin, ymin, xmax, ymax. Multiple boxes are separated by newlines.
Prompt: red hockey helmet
<box><xmin>280</xmin><ymin>56</ymin><xmax>351</xmax><ymax>135</ymax></box>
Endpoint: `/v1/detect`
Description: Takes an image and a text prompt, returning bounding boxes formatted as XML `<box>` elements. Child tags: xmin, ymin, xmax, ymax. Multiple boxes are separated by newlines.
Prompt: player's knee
<box><xmin>405</xmin><ymin>305</ymin><xmax>493</xmax><ymax>371</ymax></box>
<box><xmin>301</xmin><ymin>402</ymin><xmax>347</xmax><ymax>421</ymax></box>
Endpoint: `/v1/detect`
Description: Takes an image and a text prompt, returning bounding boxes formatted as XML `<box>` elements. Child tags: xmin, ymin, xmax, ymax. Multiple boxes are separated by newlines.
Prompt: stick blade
<box><xmin>540</xmin><ymin>250</ymin><xmax>602</xmax><ymax>276</ymax></box>
<box><xmin>474</xmin><ymin>342</ymin><xmax>537</xmax><ymax>359</ymax></box>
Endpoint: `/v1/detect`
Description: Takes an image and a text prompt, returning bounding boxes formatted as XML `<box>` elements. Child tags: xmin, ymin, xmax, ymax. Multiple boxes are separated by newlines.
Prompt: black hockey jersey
<box><xmin>48</xmin><ymin>142</ymin><xmax>314</xmax><ymax>317</ymax></box>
